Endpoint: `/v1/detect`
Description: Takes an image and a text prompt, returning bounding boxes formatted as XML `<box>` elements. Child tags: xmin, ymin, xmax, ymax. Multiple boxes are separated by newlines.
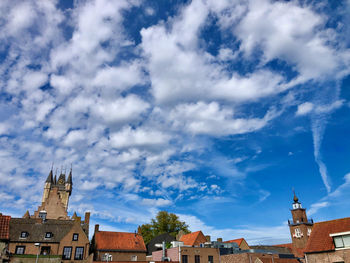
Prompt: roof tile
<box><xmin>304</xmin><ymin>217</ymin><xmax>350</xmax><ymax>253</ymax></box>
<box><xmin>95</xmin><ymin>231</ymin><xmax>146</xmax><ymax>252</ymax></box>
<box><xmin>179</xmin><ymin>231</ymin><xmax>207</xmax><ymax>246</ymax></box>
<box><xmin>0</xmin><ymin>214</ymin><xmax>11</xmax><ymax>240</ymax></box>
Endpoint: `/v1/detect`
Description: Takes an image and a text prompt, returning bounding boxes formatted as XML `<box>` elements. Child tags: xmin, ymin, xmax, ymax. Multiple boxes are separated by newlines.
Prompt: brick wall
<box><xmin>306</xmin><ymin>249</ymin><xmax>350</xmax><ymax>263</ymax></box>
<box><xmin>152</xmin><ymin>247</ymin><xmax>178</xmax><ymax>261</ymax></box>
<box><xmin>95</xmin><ymin>252</ymin><xmax>146</xmax><ymax>262</ymax></box>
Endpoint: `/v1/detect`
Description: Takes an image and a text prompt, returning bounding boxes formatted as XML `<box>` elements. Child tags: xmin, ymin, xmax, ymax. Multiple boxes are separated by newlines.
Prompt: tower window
<box><xmin>294</xmin><ymin>228</ymin><xmax>302</xmax><ymax>238</ymax></box>
<box><xmin>307</xmin><ymin>228</ymin><xmax>312</xmax><ymax>236</ymax></box>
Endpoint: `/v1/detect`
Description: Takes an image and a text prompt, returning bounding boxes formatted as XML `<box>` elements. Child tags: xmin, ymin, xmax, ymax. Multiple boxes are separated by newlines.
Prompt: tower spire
<box><xmin>46</xmin><ymin>169</ymin><xmax>53</xmax><ymax>183</ymax></box>
<box><xmin>293</xmin><ymin>188</ymin><xmax>299</xmax><ymax>203</ymax></box>
<box><xmin>67</xmin><ymin>165</ymin><xmax>73</xmax><ymax>185</ymax></box>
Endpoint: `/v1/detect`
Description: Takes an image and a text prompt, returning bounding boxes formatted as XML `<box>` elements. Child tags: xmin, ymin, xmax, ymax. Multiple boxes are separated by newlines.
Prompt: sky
<box><xmin>0</xmin><ymin>0</ymin><xmax>350</xmax><ymax>245</ymax></box>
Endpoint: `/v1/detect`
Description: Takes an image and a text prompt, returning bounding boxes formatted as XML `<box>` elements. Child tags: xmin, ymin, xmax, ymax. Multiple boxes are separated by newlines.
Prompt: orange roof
<box><xmin>304</xmin><ymin>217</ymin><xmax>350</xmax><ymax>253</ymax></box>
<box><xmin>0</xmin><ymin>214</ymin><xmax>10</xmax><ymax>240</ymax></box>
<box><xmin>95</xmin><ymin>231</ymin><xmax>146</xmax><ymax>252</ymax></box>
<box><xmin>224</xmin><ymin>238</ymin><xmax>244</xmax><ymax>246</ymax></box>
<box><xmin>180</xmin><ymin>231</ymin><xmax>207</xmax><ymax>246</ymax></box>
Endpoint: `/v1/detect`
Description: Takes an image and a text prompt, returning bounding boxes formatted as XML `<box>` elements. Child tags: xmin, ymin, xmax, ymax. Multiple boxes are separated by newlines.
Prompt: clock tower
<box><xmin>288</xmin><ymin>192</ymin><xmax>313</xmax><ymax>249</ymax></box>
<box><xmin>34</xmin><ymin>168</ymin><xmax>73</xmax><ymax>220</ymax></box>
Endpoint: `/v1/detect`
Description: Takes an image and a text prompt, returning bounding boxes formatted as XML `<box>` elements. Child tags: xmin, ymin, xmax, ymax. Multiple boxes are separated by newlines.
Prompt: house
<box><xmin>179</xmin><ymin>231</ymin><xmax>207</xmax><ymax>247</ymax></box>
<box><xmin>220</xmin><ymin>251</ymin><xmax>300</xmax><ymax>263</ymax></box>
<box><xmin>7</xmin><ymin>169</ymin><xmax>91</xmax><ymax>263</ymax></box>
<box><xmin>91</xmin><ymin>225</ymin><xmax>147</xmax><ymax>262</ymax></box>
<box><xmin>0</xmin><ymin>213</ymin><xmax>10</xmax><ymax>263</ymax></box>
<box><xmin>146</xmin><ymin>233</ymin><xmax>176</xmax><ymax>255</ymax></box>
<box><xmin>224</xmin><ymin>238</ymin><xmax>250</xmax><ymax>250</ymax></box>
<box><xmin>304</xmin><ymin>217</ymin><xmax>350</xmax><ymax>263</ymax></box>
<box><xmin>9</xmin><ymin>216</ymin><xmax>90</xmax><ymax>263</ymax></box>
<box><xmin>152</xmin><ymin>245</ymin><xmax>220</xmax><ymax>263</ymax></box>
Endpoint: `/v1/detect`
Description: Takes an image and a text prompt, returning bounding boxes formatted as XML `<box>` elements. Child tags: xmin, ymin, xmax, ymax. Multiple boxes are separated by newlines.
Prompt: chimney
<box><xmin>206</xmin><ymin>235</ymin><xmax>211</xmax><ymax>242</ymax></box>
<box><xmin>84</xmin><ymin>212</ymin><xmax>90</xmax><ymax>225</ymax></box>
<box><xmin>217</xmin><ymin>238</ymin><xmax>223</xmax><ymax>242</ymax></box>
<box><xmin>95</xmin><ymin>224</ymin><xmax>99</xmax><ymax>233</ymax></box>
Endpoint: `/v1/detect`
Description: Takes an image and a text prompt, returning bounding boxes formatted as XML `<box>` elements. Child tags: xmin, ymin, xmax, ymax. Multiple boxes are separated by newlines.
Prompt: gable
<box><xmin>95</xmin><ymin>231</ymin><xmax>146</xmax><ymax>252</ymax></box>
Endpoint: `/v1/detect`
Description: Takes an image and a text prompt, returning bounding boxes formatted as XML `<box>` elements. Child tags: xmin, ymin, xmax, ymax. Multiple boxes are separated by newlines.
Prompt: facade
<box><xmin>152</xmin><ymin>246</ymin><xmax>220</xmax><ymax>263</ymax></box>
<box><xmin>179</xmin><ymin>232</ymin><xmax>207</xmax><ymax>247</ymax></box>
<box><xmin>304</xmin><ymin>217</ymin><xmax>350</xmax><ymax>263</ymax></box>
<box><xmin>9</xmin><ymin>217</ymin><xmax>90</xmax><ymax>263</ymax></box>
<box><xmin>33</xmin><ymin>169</ymin><xmax>73</xmax><ymax>220</ymax></box>
<box><xmin>7</xmin><ymin>169</ymin><xmax>91</xmax><ymax>263</ymax></box>
<box><xmin>0</xmin><ymin>213</ymin><xmax>10</xmax><ymax>263</ymax></box>
<box><xmin>91</xmin><ymin>225</ymin><xmax>147</xmax><ymax>262</ymax></box>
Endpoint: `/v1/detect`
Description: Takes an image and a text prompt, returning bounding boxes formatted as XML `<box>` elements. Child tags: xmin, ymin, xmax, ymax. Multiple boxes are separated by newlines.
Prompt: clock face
<box><xmin>58</xmin><ymin>179</ymin><xmax>64</xmax><ymax>184</ymax></box>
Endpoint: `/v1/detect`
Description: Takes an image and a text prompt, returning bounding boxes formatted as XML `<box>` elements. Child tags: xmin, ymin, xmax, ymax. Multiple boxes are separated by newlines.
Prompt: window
<box><xmin>63</xmin><ymin>247</ymin><xmax>72</xmax><ymax>260</ymax></box>
<box><xmin>195</xmin><ymin>255</ymin><xmax>200</xmax><ymax>263</ymax></box>
<box><xmin>334</xmin><ymin>235</ymin><xmax>350</xmax><ymax>248</ymax></box>
<box><xmin>45</xmin><ymin>232</ymin><xmax>53</xmax><ymax>238</ymax></box>
<box><xmin>131</xmin><ymin>255</ymin><xmax>137</xmax><ymax>261</ymax></box>
<box><xmin>73</xmin><ymin>233</ymin><xmax>79</xmax><ymax>241</ymax></box>
<box><xmin>208</xmin><ymin>256</ymin><xmax>213</xmax><ymax>263</ymax></box>
<box><xmin>74</xmin><ymin>247</ymin><xmax>84</xmax><ymax>260</ymax></box>
<box><xmin>307</xmin><ymin>228</ymin><xmax>312</xmax><ymax>236</ymax></box>
<box><xmin>40</xmin><ymin>246</ymin><xmax>51</xmax><ymax>255</ymax></box>
<box><xmin>15</xmin><ymin>246</ymin><xmax>25</xmax><ymax>254</ymax></box>
<box><xmin>20</xmin><ymin>232</ymin><xmax>28</xmax><ymax>238</ymax></box>
<box><xmin>182</xmin><ymin>255</ymin><xmax>188</xmax><ymax>263</ymax></box>
<box><xmin>294</xmin><ymin>228</ymin><xmax>301</xmax><ymax>238</ymax></box>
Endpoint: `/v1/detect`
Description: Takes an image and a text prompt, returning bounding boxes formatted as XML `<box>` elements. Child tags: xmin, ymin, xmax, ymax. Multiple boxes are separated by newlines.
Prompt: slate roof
<box><xmin>0</xmin><ymin>214</ymin><xmax>11</xmax><ymax>240</ymax></box>
<box><xmin>147</xmin><ymin>233</ymin><xmax>176</xmax><ymax>255</ymax></box>
<box><xmin>10</xmin><ymin>218</ymin><xmax>74</xmax><ymax>243</ymax></box>
<box><xmin>179</xmin><ymin>231</ymin><xmax>207</xmax><ymax>246</ymax></box>
<box><xmin>250</xmin><ymin>245</ymin><xmax>293</xmax><ymax>255</ymax></box>
<box><xmin>95</xmin><ymin>231</ymin><xmax>147</xmax><ymax>252</ymax></box>
<box><xmin>257</xmin><ymin>258</ymin><xmax>299</xmax><ymax>263</ymax></box>
<box><xmin>304</xmin><ymin>217</ymin><xmax>350</xmax><ymax>253</ymax></box>
<box><xmin>274</xmin><ymin>243</ymin><xmax>305</xmax><ymax>258</ymax></box>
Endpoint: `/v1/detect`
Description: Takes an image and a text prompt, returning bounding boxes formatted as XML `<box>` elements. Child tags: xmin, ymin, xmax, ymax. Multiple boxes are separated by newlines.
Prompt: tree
<box><xmin>139</xmin><ymin>211</ymin><xmax>190</xmax><ymax>244</ymax></box>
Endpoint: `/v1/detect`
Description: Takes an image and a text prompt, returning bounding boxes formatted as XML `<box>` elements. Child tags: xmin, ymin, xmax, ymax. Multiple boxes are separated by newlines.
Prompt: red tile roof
<box><xmin>180</xmin><ymin>231</ymin><xmax>207</xmax><ymax>246</ymax></box>
<box><xmin>224</xmin><ymin>238</ymin><xmax>244</xmax><ymax>246</ymax></box>
<box><xmin>274</xmin><ymin>243</ymin><xmax>304</xmax><ymax>258</ymax></box>
<box><xmin>95</xmin><ymin>231</ymin><xmax>147</xmax><ymax>252</ymax></box>
<box><xmin>258</xmin><ymin>258</ymin><xmax>299</xmax><ymax>263</ymax></box>
<box><xmin>0</xmin><ymin>214</ymin><xmax>10</xmax><ymax>240</ymax></box>
<box><xmin>304</xmin><ymin>217</ymin><xmax>350</xmax><ymax>253</ymax></box>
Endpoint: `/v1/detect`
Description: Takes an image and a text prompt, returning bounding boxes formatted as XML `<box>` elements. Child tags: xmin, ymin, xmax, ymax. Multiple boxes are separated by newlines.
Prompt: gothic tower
<box><xmin>34</xmin><ymin>168</ymin><xmax>73</xmax><ymax>220</ymax></box>
<box><xmin>288</xmin><ymin>192</ymin><xmax>313</xmax><ymax>249</ymax></box>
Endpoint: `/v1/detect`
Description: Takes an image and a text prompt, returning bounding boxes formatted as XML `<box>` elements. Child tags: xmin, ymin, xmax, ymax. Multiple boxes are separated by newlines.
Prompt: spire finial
<box><xmin>293</xmin><ymin>188</ymin><xmax>299</xmax><ymax>203</ymax></box>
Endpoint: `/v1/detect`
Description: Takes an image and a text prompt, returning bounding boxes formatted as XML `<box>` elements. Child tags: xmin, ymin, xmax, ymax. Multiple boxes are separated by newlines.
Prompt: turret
<box><xmin>42</xmin><ymin>169</ymin><xmax>53</xmax><ymax>202</ymax></box>
<box><xmin>288</xmin><ymin>191</ymin><xmax>313</xmax><ymax>249</ymax></box>
<box><xmin>66</xmin><ymin>168</ymin><xmax>73</xmax><ymax>195</ymax></box>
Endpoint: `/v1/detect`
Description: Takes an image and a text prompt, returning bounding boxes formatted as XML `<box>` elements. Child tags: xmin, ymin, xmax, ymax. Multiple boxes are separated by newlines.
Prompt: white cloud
<box><xmin>296</xmin><ymin>102</ymin><xmax>314</xmax><ymax>116</ymax></box>
<box><xmin>170</xmin><ymin>101</ymin><xmax>277</xmax><ymax>136</ymax></box>
<box><xmin>110</xmin><ymin>126</ymin><xmax>170</xmax><ymax>149</ymax></box>
<box><xmin>308</xmin><ymin>201</ymin><xmax>329</xmax><ymax>216</ymax></box>
<box><xmin>142</xmin><ymin>198</ymin><xmax>172</xmax><ymax>207</ymax></box>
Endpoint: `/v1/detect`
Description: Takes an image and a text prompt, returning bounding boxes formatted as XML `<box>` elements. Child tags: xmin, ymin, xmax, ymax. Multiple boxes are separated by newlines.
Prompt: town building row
<box><xmin>1</xmin><ymin>170</ymin><xmax>350</xmax><ymax>263</ymax></box>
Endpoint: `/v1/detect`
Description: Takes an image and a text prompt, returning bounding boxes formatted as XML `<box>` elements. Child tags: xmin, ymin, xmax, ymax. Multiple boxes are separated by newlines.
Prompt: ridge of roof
<box><xmin>179</xmin><ymin>231</ymin><xmax>206</xmax><ymax>246</ymax></box>
<box><xmin>224</xmin><ymin>238</ymin><xmax>244</xmax><ymax>245</ymax></box>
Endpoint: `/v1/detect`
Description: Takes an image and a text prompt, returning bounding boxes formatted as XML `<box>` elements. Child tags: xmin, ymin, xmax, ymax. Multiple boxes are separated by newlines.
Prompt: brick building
<box><xmin>8</xmin><ymin>169</ymin><xmax>91</xmax><ymax>263</ymax></box>
<box><xmin>0</xmin><ymin>213</ymin><xmax>10</xmax><ymax>263</ymax></box>
<box><xmin>179</xmin><ymin>231</ymin><xmax>207</xmax><ymax>247</ymax></box>
<box><xmin>91</xmin><ymin>225</ymin><xmax>147</xmax><ymax>262</ymax></box>
<box><xmin>152</xmin><ymin>246</ymin><xmax>220</xmax><ymax>263</ymax></box>
<box><xmin>304</xmin><ymin>217</ymin><xmax>350</xmax><ymax>263</ymax></box>
<box><xmin>221</xmin><ymin>253</ymin><xmax>300</xmax><ymax>263</ymax></box>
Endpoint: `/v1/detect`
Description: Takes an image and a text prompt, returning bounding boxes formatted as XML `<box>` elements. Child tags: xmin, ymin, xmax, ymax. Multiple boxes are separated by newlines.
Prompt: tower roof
<box><xmin>67</xmin><ymin>168</ymin><xmax>72</xmax><ymax>185</ymax></box>
<box><xmin>46</xmin><ymin>170</ymin><xmax>53</xmax><ymax>183</ymax></box>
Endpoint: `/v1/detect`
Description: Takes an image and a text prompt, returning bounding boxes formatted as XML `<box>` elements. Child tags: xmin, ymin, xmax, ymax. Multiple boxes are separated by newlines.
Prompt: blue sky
<box><xmin>1</xmin><ymin>0</ymin><xmax>350</xmax><ymax>245</ymax></box>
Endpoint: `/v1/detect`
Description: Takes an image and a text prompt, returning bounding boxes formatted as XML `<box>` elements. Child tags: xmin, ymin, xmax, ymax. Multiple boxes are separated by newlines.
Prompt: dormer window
<box><xmin>332</xmin><ymin>234</ymin><xmax>350</xmax><ymax>249</ymax></box>
<box><xmin>20</xmin><ymin>232</ymin><xmax>28</xmax><ymax>238</ymax></box>
<box><xmin>45</xmin><ymin>232</ymin><xmax>53</xmax><ymax>238</ymax></box>
<box><xmin>73</xmin><ymin>233</ymin><xmax>79</xmax><ymax>241</ymax></box>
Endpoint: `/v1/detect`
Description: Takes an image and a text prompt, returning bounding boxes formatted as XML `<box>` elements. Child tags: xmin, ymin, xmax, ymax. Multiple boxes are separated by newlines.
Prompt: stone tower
<box><xmin>34</xmin><ymin>168</ymin><xmax>73</xmax><ymax>220</ymax></box>
<box><xmin>288</xmin><ymin>192</ymin><xmax>313</xmax><ymax>249</ymax></box>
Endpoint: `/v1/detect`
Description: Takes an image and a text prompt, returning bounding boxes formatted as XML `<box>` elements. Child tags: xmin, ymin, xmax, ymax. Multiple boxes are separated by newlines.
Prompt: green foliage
<box><xmin>139</xmin><ymin>211</ymin><xmax>190</xmax><ymax>244</ymax></box>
